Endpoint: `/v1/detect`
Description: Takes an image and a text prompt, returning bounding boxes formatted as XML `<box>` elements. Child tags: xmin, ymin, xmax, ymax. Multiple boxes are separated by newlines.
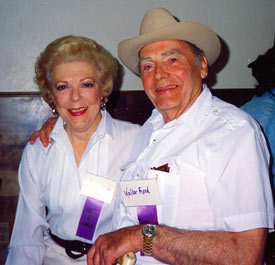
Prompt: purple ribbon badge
<box><xmin>76</xmin><ymin>197</ymin><xmax>104</xmax><ymax>240</ymax></box>
<box><xmin>137</xmin><ymin>205</ymin><xmax>158</xmax><ymax>224</ymax></box>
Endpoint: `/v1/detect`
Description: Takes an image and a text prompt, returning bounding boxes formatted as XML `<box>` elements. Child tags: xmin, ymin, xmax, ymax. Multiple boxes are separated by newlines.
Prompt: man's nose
<box><xmin>154</xmin><ymin>63</ymin><xmax>168</xmax><ymax>80</ymax></box>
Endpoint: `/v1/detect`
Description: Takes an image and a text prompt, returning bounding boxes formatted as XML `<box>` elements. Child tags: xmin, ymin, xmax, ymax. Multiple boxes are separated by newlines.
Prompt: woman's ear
<box><xmin>200</xmin><ymin>55</ymin><xmax>208</xmax><ymax>79</ymax></box>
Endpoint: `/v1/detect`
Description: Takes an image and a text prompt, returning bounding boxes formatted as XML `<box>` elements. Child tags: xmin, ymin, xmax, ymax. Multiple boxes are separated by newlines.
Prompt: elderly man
<box><xmin>87</xmin><ymin>8</ymin><xmax>274</xmax><ymax>265</ymax></box>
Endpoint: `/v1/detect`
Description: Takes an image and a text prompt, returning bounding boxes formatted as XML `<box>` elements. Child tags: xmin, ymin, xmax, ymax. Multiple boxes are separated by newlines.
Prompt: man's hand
<box><xmin>87</xmin><ymin>226</ymin><xmax>143</xmax><ymax>265</ymax></box>
<box><xmin>30</xmin><ymin>117</ymin><xmax>57</xmax><ymax>146</ymax></box>
<box><xmin>87</xmin><ymin>225</ymin><xmax>266</xmax><ymax>265</ymax></box>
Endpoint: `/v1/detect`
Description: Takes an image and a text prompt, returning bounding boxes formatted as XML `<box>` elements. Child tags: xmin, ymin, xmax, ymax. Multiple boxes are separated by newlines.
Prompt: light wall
<box><xmin>0</xmin><ymin>0</ymin><xmax>274</xmax><ymax>92</ymax></box>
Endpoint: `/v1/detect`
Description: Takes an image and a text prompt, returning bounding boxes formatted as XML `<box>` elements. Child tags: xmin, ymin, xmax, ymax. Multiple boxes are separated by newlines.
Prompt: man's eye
<box><xmin>83</xmin><ymin>82</ymin><xmax>94</xmax><ymax>88</ymax></box>
<box><xmin>143</xmin><ymin>65</ymin><xmax>152</xmax><ymax>71</ymax></box>
<box><xmin>169</xmin><ymin>58</ymin><xmax>177</xmax><ymax>63</ymax></box>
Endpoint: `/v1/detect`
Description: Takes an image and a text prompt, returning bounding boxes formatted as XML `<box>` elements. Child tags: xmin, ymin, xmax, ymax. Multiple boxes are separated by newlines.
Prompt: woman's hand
<box><xmin>30</xmin><ymin>117</ymin><xmax>58</xmax><ymax>146</ymax></box>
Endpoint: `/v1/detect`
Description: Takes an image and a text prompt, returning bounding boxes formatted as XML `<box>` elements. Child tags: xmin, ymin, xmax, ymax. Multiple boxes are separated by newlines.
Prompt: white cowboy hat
<box><xmin>118</xmin><ymin>8</ymin><xmax>221</xmax><ymax>75</ymax></box>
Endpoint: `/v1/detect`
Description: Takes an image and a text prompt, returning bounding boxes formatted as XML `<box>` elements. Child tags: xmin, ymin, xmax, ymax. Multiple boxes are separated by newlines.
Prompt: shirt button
<box><xmin>213</xmin><ymin>108</ymin><xmax>218</xmax><ymax>112</ymax></box>
<box><xmin>137</xmin><ymin>172</ymin><xmax>142</xmax><ymax>177</ymax></box>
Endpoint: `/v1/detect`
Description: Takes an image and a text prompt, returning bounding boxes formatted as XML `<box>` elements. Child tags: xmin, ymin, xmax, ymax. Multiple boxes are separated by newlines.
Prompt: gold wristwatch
<box><xmin>142</xmin><ymin>224</ymin><xmax>157</xmax><ymax>256</ymax></box>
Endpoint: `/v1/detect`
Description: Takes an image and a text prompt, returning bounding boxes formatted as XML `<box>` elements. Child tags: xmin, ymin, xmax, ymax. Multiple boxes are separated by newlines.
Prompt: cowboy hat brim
<box><xmin>118</xmin><ymin>21</ymin><xmax>221</xmax><ymax>75</ymax></box>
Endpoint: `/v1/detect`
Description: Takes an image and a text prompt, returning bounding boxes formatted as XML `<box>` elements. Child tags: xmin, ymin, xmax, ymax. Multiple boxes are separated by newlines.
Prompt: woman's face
<box><xmin>51</xmin><ymin>60</ymin><xmax>102</xmax><ymax>135</ymax></box>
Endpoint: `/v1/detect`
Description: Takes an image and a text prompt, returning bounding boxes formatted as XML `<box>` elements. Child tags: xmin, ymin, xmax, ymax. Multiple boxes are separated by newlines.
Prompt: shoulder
<box><xmin>241</xmin><ymin>93</ymin><xmax>275</xmax><ymax>128</ymax></box>
<box><xmin>23</xmin><ymin>140</ymin><xmax>46</xmax><ymax>156</ymax></box>
<box><xmin>204</xmin><ymin>98</ymin><xmax>269</xmax><ymax>167</ymax></box>
<box><xmin>21</xmin><ymin>139</ymin><xmax>52</xmax><ymax>166</ymax></box>
<box><xmin>111</xmin><ymin>117</ymin><xmax>141</xmax><ymax>130</ymax></box>
<box><xmin>211</xmin><ymin>96</ymin><xmax>259</xmax><ymax>132</ymax></box>
<box><xmin>18</xmin><ymin>140</ymin><xmax>49</xmax><ymax>183</ymax></box>
<box><xmin>107</xmin><ymin>114</ymin><xmax>141</xmax><ymax>137</ymax></box>
<box><xmin>205</xmin><ymin>97</ymin><xmax>268</xmax><ymax>151</ymax></box>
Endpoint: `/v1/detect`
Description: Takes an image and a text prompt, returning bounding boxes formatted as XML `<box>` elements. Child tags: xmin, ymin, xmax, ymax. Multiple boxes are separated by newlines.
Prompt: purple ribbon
<box><xmin>137</xmin><ymin>205</ymin><xmax>158</xmax><ymax>224</ymax></box>
<box><xmin>76</xmin><ymin>197</ymin><xmax>104</xmax><ymax>240</ymax></box>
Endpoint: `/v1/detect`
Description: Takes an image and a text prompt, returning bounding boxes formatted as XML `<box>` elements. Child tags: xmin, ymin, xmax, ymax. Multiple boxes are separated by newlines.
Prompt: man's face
<box><xmin>139</xmin><ymin>40</ymin><xmax>208</xmax><ymax>123</ymax></box>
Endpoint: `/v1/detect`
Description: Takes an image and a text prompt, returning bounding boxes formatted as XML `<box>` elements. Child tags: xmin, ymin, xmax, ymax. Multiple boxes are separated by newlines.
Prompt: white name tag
<box><xmin>120</xmin><ymin>178</ymin><xmax>162</xmax><ymax>207</ymax></box>
<box><xmin>79</xmin><ymin>173</ymin><xmax>117</xmax><ymax>203</ymax></box>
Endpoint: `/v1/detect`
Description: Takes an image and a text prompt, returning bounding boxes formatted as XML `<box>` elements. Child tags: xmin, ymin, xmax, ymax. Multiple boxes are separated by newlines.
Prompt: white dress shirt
<box><xmin>114</xmin><ymin>86</ymin><xmax>275</xmax><ymax>265</ymax></box>
<box><xmin>6</xmin><ymin>110</ymin><xmax>140</xmax><ymax>265</ymax></box>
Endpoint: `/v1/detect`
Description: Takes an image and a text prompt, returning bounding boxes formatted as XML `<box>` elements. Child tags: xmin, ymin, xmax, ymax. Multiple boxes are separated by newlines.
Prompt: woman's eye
<box><xmin>83</xmin><ymin>82</ymin><xmax>94</xmax><ymax>88</ymax></box>
<box><xmin>56</xmin><ymin>84</ymin><xmax>67</xmax><ymax>91</ymax></box>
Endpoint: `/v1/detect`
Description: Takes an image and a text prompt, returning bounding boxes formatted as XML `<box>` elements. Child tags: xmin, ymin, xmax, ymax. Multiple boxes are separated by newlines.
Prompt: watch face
<box><xmin>143</xmin><ymin>224</ymin><xmax>157</xmax><ymax>237</ymax></box>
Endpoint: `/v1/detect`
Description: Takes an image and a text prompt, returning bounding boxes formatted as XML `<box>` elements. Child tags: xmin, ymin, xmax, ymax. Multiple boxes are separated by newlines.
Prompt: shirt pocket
<box><xmin>156</xmin><ymin>170</ymin><xmax>180</xmax><ymax>226</ymax></box>
<box><xmin>158</xmin><ymin>163</ymin><xmax>214</xmax><ymax>230</ymax></box>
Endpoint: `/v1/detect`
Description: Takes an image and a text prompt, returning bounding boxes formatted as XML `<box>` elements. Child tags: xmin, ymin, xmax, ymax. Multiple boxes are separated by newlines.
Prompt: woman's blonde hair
<box><xmin>34</xmin><ymin>35</ymin><xmax>118</xmax><ymax>110</ymax></box>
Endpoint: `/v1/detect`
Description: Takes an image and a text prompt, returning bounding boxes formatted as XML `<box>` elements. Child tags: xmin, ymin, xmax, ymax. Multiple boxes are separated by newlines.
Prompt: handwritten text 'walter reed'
<box><xmin>123</xmin><ymin>186</ymin><xmax>151</xmax><ymax>198</ymax></box>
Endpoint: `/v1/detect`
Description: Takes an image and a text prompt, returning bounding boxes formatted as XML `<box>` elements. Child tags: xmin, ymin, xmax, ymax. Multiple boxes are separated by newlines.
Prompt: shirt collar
<box><xmin>50</xmin><ymin>110</ymin><xmax>115</xmax><ymax>143</ymax></box>
<box><xmin>149</xmin><ymin>84</ymin><xmax>213</xmax><ymax>130</ymax></box>
<box><xmin>100</xmin><ymin>110</ymin><xmax>116</xmax><ymax>139</ymax></box>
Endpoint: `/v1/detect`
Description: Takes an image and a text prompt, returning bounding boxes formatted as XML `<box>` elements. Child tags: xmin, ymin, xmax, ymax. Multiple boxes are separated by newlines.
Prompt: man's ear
<box><xmin>200</xmin><ymin>55</ymin><xmax>208</xmax><ymax>79</ymax></box>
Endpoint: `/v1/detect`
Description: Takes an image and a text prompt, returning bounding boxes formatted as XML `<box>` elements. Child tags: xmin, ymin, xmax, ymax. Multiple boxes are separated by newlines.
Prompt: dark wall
<box><xmin>107</xmin><ymin>89</ymin><xmax>255</xmax><ymax>124</ymax></box>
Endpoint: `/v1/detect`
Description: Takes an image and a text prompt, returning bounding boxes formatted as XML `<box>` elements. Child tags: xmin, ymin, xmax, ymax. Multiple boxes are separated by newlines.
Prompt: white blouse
<box><xmin>6</xmin><ymin>110</ymin><xmax>140</xmax><ymax>265</ymax></box>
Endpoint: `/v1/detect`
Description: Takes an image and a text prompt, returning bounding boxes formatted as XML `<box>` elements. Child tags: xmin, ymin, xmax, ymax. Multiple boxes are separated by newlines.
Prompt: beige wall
<box><xmin>0</xmin><ymin>0</ymin><xmax>274</xmax><ymax>92</ymax></box>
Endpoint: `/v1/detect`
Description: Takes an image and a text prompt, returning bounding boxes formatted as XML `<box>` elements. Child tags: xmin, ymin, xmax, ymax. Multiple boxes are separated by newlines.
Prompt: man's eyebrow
<box><xmin>139</xmin><ymin>49</ymin><xmax>186</xmax><ymax>64</ymax></box>
<box><xmin>162</xmin><ymin>49</ymin><xmax>185</xmax><ymax>56</ymax></box>
<box><xmin>139</xmin><ymin>57</ymin><xmax>152</xmax><ymax>64</ymax></box>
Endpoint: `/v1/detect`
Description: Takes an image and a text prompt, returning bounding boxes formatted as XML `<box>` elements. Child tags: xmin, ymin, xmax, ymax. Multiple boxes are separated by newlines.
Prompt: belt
<box><xmin>49</xmin><ymin>230</ymin><xmax>93</xmax><ymax>259</ymax></box>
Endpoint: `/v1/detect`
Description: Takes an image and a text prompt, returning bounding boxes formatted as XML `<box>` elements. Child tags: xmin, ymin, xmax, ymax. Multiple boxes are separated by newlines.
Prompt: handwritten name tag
<box><xmin>79</xmin><ymin>173</ymin><xmax>117</xmax><ymax>203</ymax></box>
<box><xmin>120</xmin><ymin>178</ymin><xmax>162</xmax><ymax>207</ymax></box>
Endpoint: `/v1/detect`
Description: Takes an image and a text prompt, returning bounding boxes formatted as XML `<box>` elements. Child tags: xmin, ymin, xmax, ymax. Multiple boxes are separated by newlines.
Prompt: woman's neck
<box><xmin>65</xmin><ymin>112</ymin><xmax>102</xmax><ymax>166</ymax></box>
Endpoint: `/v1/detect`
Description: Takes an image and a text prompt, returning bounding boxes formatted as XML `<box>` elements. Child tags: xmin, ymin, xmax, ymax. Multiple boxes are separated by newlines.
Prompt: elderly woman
<box><xmin>5</xmin><ymin>35</ymin><xmax>140</xmax><ymax>265</ymax></box>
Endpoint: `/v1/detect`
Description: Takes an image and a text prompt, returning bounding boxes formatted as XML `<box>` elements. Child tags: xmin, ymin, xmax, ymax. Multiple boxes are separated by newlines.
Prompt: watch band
<box><xmin>143</xmin><ymin>235</ymin><xmax>153</xmax><ymax>256</ymax></box>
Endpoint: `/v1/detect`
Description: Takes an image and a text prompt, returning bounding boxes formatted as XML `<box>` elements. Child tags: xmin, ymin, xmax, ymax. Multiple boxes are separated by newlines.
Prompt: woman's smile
<box><xmin>68</xmin><ymin>107</ymin><xmax>88</xmax><ymax>116</ymax></box>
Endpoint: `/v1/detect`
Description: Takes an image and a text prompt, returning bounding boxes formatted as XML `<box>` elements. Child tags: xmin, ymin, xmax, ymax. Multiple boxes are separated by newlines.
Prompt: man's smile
<box><xmin>156</xmin><ymin>85</ymin><xmax>177</xmax><ymax>92</ymax></box>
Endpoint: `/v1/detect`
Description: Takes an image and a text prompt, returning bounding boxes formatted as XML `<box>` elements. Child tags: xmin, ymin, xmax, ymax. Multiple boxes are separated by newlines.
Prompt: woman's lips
<box><xmin>68</xmin><ymin>107</ymin><xmax>88</xmax><ymax>116</ymax></box>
